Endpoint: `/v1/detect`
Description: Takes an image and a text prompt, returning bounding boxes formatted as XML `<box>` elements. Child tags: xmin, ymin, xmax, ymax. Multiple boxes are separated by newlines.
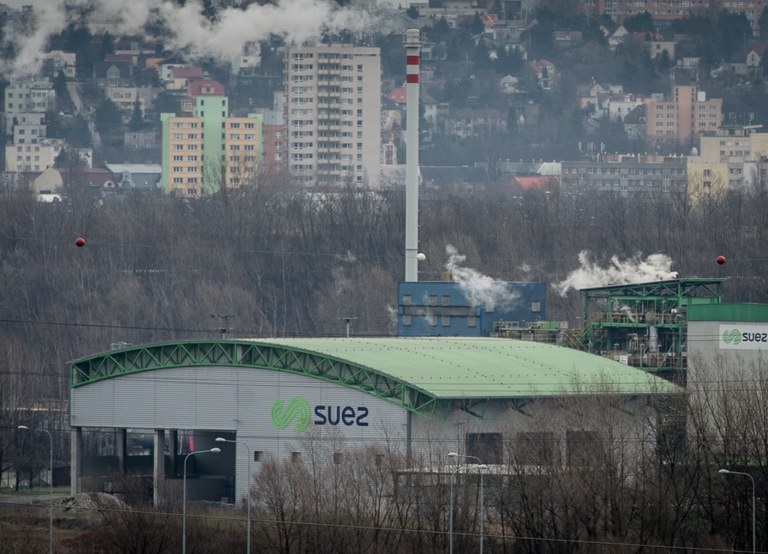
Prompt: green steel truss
<box><xmin>575</xmin><ymin>278</ymin><xmax>724</xmax><ymax>372</ymax></box>
<box><xmin>69</xmin><ymin>340</ymin><xmax>441</xmax><ymax>417</ymax></box>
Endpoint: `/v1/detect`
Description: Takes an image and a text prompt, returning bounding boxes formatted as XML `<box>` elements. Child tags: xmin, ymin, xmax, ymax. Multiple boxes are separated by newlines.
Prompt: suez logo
<box><xmin>720</xmin><ymin>325</ymin><xmax>768</xmax><ymax>350</ymax></box>
<box><xmin>270</xmin><ymin>397</ymin><xmax>369</xmax><ymax>434</ymax></box>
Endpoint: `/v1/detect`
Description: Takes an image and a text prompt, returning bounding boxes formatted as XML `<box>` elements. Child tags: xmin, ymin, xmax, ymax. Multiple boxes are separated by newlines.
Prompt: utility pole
<box><xmin>339</xmin><ymin>315</ymin><xmax>358</xmax><ymax>337</ymax></box>
<box><xmin>211</xmin><ymin>313</ymin><xmax>236</xmax><ymax>339</ymax></box>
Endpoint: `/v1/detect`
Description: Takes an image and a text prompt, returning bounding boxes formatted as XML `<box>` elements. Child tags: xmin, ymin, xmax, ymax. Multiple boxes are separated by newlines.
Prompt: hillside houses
<box><xmin>0</xmin><ymin>1</ymin><xmax>765</xmax><ymax>200</ymax></box>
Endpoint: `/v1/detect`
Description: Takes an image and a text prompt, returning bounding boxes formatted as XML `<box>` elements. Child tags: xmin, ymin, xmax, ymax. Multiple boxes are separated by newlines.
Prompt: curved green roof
<box><xmin>70</xmin><ymin>337</ymin><xmax>680</xmax><ymax>417</ymax></box>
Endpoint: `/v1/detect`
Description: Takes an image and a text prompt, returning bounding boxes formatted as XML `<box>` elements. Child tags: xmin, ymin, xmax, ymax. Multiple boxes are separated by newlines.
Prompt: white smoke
<box><xmin>2</xmin><ymin>0</ymin><xmax>397</xmax><ymax>79</ymax></box>
<box><xmin>554</xmin><ymin>250</ymin><xmax>678</xmax><ymax>297</ymax></box>
<box><xmin>445</xmin><ymin>244</ymin><xmax>519</xmax><ymax>309</ymax></box>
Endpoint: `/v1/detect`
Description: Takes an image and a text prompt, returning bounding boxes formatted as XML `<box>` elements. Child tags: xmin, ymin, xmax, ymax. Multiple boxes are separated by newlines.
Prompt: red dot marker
<box><xmin>75</xmin><ymin>237</ymin><xmax>85</xmax><ymax>247</ymax></box>
<box><xmin>716</xmin><ymin>255</ymin><xmax>726</xmax><ymax>265</ymax></box>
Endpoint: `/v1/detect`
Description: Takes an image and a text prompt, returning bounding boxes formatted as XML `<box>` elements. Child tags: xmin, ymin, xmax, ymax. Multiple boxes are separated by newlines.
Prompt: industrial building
<box><xmin>573</xmin><ymin>278</ymin><xmax>724</xmax><ymax>378</ymax></box>
<box><xmin>396</xmin><ymin>281</ymin><xmax>548</xmax><ymax>337</ymax></box>
<box><xmin>68</xmin><ymin>337</ymin><xmax>678</xmax><ymax>506</ymax></box>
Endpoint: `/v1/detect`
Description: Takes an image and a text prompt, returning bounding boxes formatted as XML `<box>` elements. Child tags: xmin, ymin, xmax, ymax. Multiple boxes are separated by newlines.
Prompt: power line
<box><xmin>0</xmin><ymin>498</ymin><xmax>747</xmax><ymax>553</ymax></box>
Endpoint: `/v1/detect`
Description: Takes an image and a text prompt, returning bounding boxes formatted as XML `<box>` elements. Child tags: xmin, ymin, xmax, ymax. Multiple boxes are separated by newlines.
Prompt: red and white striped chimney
<box><xmin>404</xmin><ymin>28</ymin><xmax>421</xmax><ymax>282</ymax></box>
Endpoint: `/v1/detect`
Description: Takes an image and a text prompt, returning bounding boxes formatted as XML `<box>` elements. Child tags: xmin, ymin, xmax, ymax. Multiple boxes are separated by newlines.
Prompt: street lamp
<box><xmin>183</xmin><ymin>447</ymin><xmax>221</xmax><ymax>554</ymax></box>
<box><xmin>215</xmin><ymin>437</ymin><xmax>252</xmax><ymax>554</ymax></box>
<box><xmin>18</xmin><ymin>425</ymin><xmax>53</xmax><ymax>554</ymax></box>
<box><xmin>448</xmin><ymin>452</ymin><xmax>488</xmax><ymax>554</ymax></box>
<box><xmin>719</xmin><ymin>468</ymin><xmax>756</xmax><ymax>554</ymax></box>
<box><xmin>448</xmin><ymin>461</ymin><xmax>462</xmax><ymax>554</ymax></box>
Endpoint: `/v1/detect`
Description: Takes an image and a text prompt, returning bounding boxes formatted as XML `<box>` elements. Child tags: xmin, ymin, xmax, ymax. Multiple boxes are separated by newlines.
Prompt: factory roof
<box><xmin>70</xmin><ymin>337</ymin><xmax>680</xmax><ymax>417</ymax></box>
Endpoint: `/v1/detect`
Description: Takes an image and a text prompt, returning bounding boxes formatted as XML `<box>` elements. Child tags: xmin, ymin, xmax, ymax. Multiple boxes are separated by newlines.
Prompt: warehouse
<box><xmin>69</xmin><ymin>337</ymin><xmax>680</xmax><ymax>506</ymax></box>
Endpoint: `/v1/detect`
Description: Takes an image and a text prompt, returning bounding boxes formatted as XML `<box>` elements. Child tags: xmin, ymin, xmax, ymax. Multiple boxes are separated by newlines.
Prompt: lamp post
<box><xmin>183</xmin><ymin>448</ymin><xmax>221</xmax><ymax>554</ymax></box>
<box><xmin>448</xmin><ymin>452</ymin><xmax>487</xmax><ymax>554</ymax></box>
<box><xmin>216</xmin><ymin>437</ymin><xmax>251</xmax><ymax>554</ymax></box>
<box><xmin>719</xmin><ymin>468</ymin><xmax>756</xmax><ymax>554</ymax></box>
<box><xmin>448</xmin><ymin>462</ymin><xmax>462</xmax><ymax>554</ymax></box>
<box><xmin>18</xmin><ymin>425</ymin><xmax>53</xmax><ymax>554</ymax></box>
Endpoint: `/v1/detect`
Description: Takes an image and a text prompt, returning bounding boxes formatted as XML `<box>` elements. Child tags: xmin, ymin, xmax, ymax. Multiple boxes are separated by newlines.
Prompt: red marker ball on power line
<box><xmin>75</xmin><ymin>237</ymin><xmax>85</xmax><ymax>247</ymax></box>
<box><xmin>716</xmin><ymin>255</ymin><xmax>726</xmax><ymax>265</ymax></box>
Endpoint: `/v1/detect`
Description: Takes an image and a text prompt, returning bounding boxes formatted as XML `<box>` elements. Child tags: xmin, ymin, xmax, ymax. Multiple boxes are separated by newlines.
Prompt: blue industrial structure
<box><xmin>397</xmin><ymin>281</ymin><xmax>547</xmax><ymax>337</ymax></box>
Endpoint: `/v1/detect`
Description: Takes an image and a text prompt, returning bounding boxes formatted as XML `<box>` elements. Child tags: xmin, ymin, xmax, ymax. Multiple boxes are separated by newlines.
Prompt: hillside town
<box><xmin>3</xmin><ymin>0</ymin><xmax>768</xmax><ymax>202</ymax></box>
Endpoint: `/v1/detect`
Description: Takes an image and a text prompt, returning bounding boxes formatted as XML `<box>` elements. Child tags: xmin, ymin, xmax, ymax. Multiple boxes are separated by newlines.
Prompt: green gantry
<box><xmin>70</xmin><ymin>340</ymin><xmax>440</xmax><ymax>417</ymax></box>
<box><xmin>575</xmin><ymin>278</ymin><xmax>725</xmax><ymax>373</ymax></box>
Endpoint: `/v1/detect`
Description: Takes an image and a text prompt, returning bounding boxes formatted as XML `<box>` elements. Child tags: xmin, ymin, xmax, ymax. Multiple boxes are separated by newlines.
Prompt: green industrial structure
<box><xmin>69</xmin><ymin>337</ymin><xmax>680</xmax><ymax>505</ymax></box>
<box><xmin>69</xmin><ymin>337</ymin><xmax>676</xmax><ymax>421</ymax></box>
<box><xmin>571</xmin><ymin>278</ymin><xmax>725</xmax><ymax>378</ymax></box>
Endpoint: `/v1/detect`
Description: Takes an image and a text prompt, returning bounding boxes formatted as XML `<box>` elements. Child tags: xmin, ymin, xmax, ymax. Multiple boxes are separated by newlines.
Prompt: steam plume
<box><xmin>554</xmin><ymin>250</ymin><xmax>678</xmax><ymax>296</ymax></box>
<box><xmin>445</xmin><ymin>244</ymin><xmax>519</xmax><ymax>308</ymax></box>
<box><xmin>2</xmin><ymin>0</ymin><xmax>397</xmax><ymax>79</ymax></box>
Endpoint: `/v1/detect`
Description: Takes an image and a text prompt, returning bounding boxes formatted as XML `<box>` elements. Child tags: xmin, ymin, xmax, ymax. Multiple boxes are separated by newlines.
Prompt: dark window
<box><xmin>516</xmin><ymin>431</ymin><xmax>558</xmax><ymax>466</ymax></box>
<box><xmin>566</xmin><ymin>430</ymin><xmax>598</xmax><ymax>467</ymax></box>
<box><xmin>466</xmin><ymin>433</ymin><xmax>502</xmax><ymax>465</ymax></box>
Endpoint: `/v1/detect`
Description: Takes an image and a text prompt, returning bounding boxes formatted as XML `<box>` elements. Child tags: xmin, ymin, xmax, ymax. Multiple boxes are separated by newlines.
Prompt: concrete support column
<box><xmin>153</xmin><ymin>429</ymin><xmax>165</xmax><ymax>508</ymax></box>
<box><xmin>170</xmin><ymin>429</ymin><xmax>179</xmax><ymax>477</ymax></box>
<box><xmin>115</xmin><ymin>428</ymin><xmax>127</xmax><ymax>474</ymax></box>
<box><xmin>70</xmin><ymin>426</ymin><xmax>82</xmax><ymax>497</ymax></box>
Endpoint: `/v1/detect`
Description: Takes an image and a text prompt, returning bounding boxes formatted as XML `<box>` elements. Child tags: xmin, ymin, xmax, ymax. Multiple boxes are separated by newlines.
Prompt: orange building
<box><xmin>644</xmin><ymin>85</ymin><xmax>722</xmax><ymax>146</ymax></box>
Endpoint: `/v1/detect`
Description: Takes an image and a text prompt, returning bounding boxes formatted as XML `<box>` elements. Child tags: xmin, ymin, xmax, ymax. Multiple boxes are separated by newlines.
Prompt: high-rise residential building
<box><xmin>284</xmin><ymin>45</ymin><xmax>381</xmax><ymax>188</ymax></box>
<box><xmin>161</xmin><ymin>96</ymin><xmax>263</xmax><ymax>197</ymax></box>
<box><xmin>644</xmin><ymin>85</ymin><xmax>722</xmax><ymax>146</ymax></box>
<box><xmin>253</xmin><ymin>91</ymin><xmax>287</xmax><ymax>178</ymax></box>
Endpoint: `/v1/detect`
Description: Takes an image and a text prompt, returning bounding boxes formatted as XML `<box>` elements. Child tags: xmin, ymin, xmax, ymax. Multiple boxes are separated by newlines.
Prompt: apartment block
<box><xmin>644</xmin><ymin>85</ymin><xmax>722</xmax><ymax>145</ymax></box>
<box><xmin>5</xmin><ymin>139</ymin><xmax>92</xmax><ymax>172</ymax></box>
<box><xmin>4</xmin><ymin>80</ymin><xmax>55</xmax><ymax>133</ymax></box>
<box><xmin>560</xmin><ymin>154</ymin><xmax>687</xmax><ymax>197</ymax></box>
<box><xmin>9</xmin><ymin>112</ymin><xmax>46</xmax><ymax>144</ymax></box>
<box><xmin>285</xmin><ymin>45</ymin><xmax>381</xmax><ymax>188</ymax></box>
<box><xmin>161</xmin><ymin>96</ymin><xmax>263</xmax><ymax>197</ymax></box>
<box><xmin>689</xmin><ymin>126</ymin><xmax>768</xmax><ymax>196</ymax></box>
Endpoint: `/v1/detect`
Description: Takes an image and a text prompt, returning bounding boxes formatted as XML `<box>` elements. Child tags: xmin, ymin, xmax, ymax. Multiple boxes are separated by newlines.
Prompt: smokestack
<box><xmin>404</xmin><ymin>28</ymin><xmax>421</xmax><ymax>282</ymax></box>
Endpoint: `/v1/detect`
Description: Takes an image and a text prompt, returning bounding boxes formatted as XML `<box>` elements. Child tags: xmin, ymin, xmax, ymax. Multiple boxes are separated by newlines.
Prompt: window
<box><xmin>402</xmin><ymin>315</ymin><xmax>412</xmax><ymax>326</ymax></box>
<box><xmin>402</xmin><ymin>294</ymin><xmax>412</xmax><ymax>306</ymax></box>
<box><xmin>516</xmin><ymin>431</ymin><xmax>557</xmax><ymax>466</ymax></box>
<box><xmin>442</xmin><ymin>316</ymin><xmax>450</xmax><ymax>327</ymax></box>
<box><xmin>428</xmin><ymin>295</ymin><xmax>437</xmax><ymax>306</ymax></box>
<box><xmin>466</xmin><ymin>433</ymin><xmax>502</xmax><ymax>464</ymax></box>
<box><xmin>566</xmin><ymin>430</ymin><xmax>598</xmax><ymax>467</ymax></box>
